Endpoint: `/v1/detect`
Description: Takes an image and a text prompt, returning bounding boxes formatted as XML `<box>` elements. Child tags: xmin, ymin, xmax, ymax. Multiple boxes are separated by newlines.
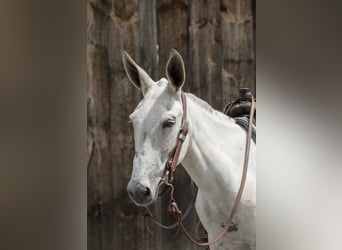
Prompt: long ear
<box><xmin>122</xmin><ymin>51</ymin><xmax>154</xmax><ymax>95</ymax></box>
<box><xmin>166</xmin><ymin>49</ymin><xmax>185</xmax><ymax>92</ymax></box>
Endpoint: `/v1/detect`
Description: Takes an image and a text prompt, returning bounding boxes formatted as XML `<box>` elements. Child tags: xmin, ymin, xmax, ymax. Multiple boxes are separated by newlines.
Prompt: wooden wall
<box><xmin>87</xmin><ymin>0</ymin><xmax>255</xmax><ymax>249</ymax></box>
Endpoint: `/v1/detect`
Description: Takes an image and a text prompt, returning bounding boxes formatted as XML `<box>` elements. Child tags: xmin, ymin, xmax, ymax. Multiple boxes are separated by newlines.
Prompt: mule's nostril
<box><xmin>144</xmin><ymin>187</ymin><xmax>151</xmax><ymax>196</ymax></box>
<box><xmin>128</xmin><ymin>181</ymin><xmax>152</xmax><ymax>204</ymax></box>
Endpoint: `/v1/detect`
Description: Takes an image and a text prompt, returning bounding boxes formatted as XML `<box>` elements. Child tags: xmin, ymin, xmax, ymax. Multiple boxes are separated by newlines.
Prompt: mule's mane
<box><xmin>186</xmin><ymin>93</ymin><xmax>234</xmax><ymax>122</ymax></box>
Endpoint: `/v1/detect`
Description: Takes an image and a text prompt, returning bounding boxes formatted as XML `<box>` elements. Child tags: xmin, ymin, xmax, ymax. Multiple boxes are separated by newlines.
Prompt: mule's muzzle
<box><xmin>127</xmin><ymin>180</ymin><xmax>153</xmax><ymax>206</ymax></box>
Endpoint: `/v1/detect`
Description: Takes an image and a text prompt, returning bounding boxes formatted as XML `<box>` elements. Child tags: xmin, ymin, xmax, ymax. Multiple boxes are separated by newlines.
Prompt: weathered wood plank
<box><xmin>157</xmin><ymin>0</ymin><xmax>188</xmax><ymax>83</ymax></box>
<box><xmin>188</xmin><ymin>0</ymin><xmax>223</xmax><ymax>110</ymax></box>
<box><xmin>220</xmin><ymin>0</ymin><xmax>255</xmax><ymax>103</ymax></box>
<box><xmin>137</xmin><ymin>1</ymin><xmax>163</xmax><ymax>249</ymax></box>
<box><xmin>87</xmin><ymin>1</ymin><xmax>115</xmax><ymax>250</ymax></box>
<box><xmin>88</xmin><ymin>1</ymin><xmax>143</xmax><ymax>250</ymax></box>
<box><xmin>139</xmin><ymin>0</ymin><xmax>158</xmax><ymax>80</ymax></box>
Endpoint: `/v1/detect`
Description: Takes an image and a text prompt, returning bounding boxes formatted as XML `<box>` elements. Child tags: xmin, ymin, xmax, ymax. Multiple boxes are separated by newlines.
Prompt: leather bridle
<box><xmin>144</xmin><ymin>91</ymin><xmax>256</xmax><ymax>247</ymax></box>
<box><xmin>164</xmin><ymin>91</ymin><xmax>189</xmax><ymax>184</ymax></box>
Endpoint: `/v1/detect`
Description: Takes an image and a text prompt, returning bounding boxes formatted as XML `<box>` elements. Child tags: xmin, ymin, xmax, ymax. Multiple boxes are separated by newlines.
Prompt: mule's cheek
<box><xmin>158</xmin><ymin>134</ymin><xmax>177</xmax><ymax>161</ymax></box>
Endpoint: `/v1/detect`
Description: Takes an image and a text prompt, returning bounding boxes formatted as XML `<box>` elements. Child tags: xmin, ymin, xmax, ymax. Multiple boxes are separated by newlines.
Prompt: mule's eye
<box><xmin>162</xmin><ymin>118</ymin><xmax>176</xmax><ymax>128</ymax></box>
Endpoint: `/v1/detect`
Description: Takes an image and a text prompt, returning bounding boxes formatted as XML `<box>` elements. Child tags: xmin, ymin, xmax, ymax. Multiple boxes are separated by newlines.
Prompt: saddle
<box><xmin>223</xmin><ymin>88</ymin><xmax>256</xmax><ymax>142</ymax></box>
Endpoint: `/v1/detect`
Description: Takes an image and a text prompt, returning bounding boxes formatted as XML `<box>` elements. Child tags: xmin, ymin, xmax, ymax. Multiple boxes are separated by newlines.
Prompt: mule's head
<box><xmin>123</xmin><ymin>49</ymin><xmax>189</xmax><ymax>206</ymax></box>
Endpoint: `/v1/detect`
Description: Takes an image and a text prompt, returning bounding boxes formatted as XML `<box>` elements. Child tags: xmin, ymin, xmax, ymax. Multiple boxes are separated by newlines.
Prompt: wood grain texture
<box><xmin>220</xmin><ymin>0</ymin><xmax>255</xmax><ymax>103</ymax></box>
<box><xmin>188</xmin><ymin>0</ymin><xmax>223</xmax><ymax>110</ymax></box>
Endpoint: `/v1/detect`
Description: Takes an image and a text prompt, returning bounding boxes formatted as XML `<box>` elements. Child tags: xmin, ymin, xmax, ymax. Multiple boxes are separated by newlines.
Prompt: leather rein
<box><xmin>144</xmin><ymin>91</ymin><xmax>255</xmax><ymax>246</ymax></box>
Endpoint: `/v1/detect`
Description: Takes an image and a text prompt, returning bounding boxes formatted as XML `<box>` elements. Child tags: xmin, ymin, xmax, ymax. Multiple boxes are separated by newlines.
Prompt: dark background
<box><xmin>87</xmin><ymin>1</ymin><xmax>255</xmax><ymax>249</ymax></box>
<box><xmin>1</xmin><ymin>0</ymin><xmax>342</xmax><ymax>250</ymax></box>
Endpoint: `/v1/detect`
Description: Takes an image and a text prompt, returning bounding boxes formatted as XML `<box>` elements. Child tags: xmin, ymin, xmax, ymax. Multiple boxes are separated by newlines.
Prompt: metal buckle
<box><xmin>180</xmin><ymin>119</ymin><xmax>188</xmax><ymax>131</ymax></box>
<box><xmin>162</xmin><ymin>169</ymin><xmax>174</xmax><ymax>185</ymax></box>
<box><xmin>164</xmin><ymin>170</ymin><xmax>170</xmax><ymax>184</ymax></box>
<box><xmin>178</xmin><ymin>133</ymin><xmax>186</xmax><ymax>141</ymax></box>
<box><xmin>178</xmin><ymin>119</ymin><xmax>188</xmax><ymax>141</ymax></box>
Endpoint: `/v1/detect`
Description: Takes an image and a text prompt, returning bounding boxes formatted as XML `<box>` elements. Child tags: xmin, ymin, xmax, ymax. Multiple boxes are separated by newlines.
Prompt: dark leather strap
<box><xmin>234</xmin><ymin>117</ymin><xmax>256</xmax><ymax>142</ymax></box>
<box><xmin>143</xmin><ymin>188</ymin><xmax>197</xmax><ymax>230</ymax></box>
<box><xmin>166</xmin><ymin>92</ymin><xmax>189</xmax><ymax>181</ymax></box>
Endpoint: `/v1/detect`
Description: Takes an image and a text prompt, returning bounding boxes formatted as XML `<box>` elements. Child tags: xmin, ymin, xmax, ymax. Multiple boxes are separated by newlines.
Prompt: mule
<box><xmin>123</xmin><ymin>49</ymin><xmax>256</xmax><ymax>250</ymax></box>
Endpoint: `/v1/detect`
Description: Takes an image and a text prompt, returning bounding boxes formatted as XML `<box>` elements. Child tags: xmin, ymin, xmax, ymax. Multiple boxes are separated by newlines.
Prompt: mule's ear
<box><xmin>166</xmin><ymin>49</ymin><xmax>185</xmax><ymax>92</ymax></box>
<box><xmin>122</xmin><ymin>51</ymin><xmax>154</xmax><ymax>95</ymax></box>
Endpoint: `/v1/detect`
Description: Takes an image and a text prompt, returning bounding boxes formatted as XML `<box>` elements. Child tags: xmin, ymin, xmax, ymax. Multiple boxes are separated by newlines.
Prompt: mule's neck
<box><xmin>181</xmin><ymin>94</ymin><xmax>254</xmax><ymax>204</ymax></box>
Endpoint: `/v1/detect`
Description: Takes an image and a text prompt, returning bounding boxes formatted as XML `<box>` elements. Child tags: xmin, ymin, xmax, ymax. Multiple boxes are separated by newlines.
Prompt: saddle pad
<box><xmin>234</xmin><ymin>117</ymin><xmax>256</xmax><ymax>143</ymax></box>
